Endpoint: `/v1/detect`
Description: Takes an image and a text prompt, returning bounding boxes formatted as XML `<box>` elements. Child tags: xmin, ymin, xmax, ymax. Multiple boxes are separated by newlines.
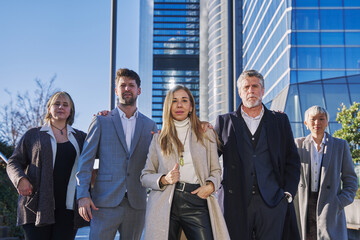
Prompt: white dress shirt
<box><xmin>310</xmin><ymin>135</ymin><xmax>326</xmax><ymax>192</ymax></box>
<box><xmin>241</xmin><ymin>105</ymin><xmax>264</xmax><ymax>135</ymax></box>
<box><xmin>117</xmin><ymin>107</ymin><xmax>138</xmax><ymax>151</ymax></box>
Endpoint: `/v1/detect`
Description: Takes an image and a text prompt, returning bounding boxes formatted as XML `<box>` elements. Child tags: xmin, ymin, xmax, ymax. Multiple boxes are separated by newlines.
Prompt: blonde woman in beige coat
<box><xmin>141</xmin><ymin>85</ymin><xmax>230</xmax><ymax>240</ymax></box>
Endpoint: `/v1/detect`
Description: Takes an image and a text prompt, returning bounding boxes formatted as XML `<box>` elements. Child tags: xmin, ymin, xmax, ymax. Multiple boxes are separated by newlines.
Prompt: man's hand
<box><xmin>94</xmin><ymin>110</ymin><xmax>110</xmax><ymax>116</ymax></box>
<box><xmin>78</xmin><ymin>197</ymin><xmax>99</xmax><ymax>222</ymax></box>
<box><xmin>163</xmin><ymin>163</ymin><xmax>180</xmax><ymax>185</ymax></box>
<box><xmin>200</xmin><ymin>121</ymin><xmax>213</xmax><ymax>132</ymax></box>
<box><xmin>191</xmin><ymin>181</ymin><xmax>215</xmax><ymax>199</ymax></box>
<box><xmin>17</xmin><ymin>178</ymin><xmax>33</xmax><ymax>196</ymax></box>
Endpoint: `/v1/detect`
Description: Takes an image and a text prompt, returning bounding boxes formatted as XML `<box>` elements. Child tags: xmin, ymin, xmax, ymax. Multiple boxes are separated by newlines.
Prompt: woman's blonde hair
<box><xmin>159</xmin><ymin>85</ymin><xmax>205</xmax><ymax>156</ymax></box>
<box><xmin>44</xmin><ymin>91</ymin><xmax>75</xmax><ymax>125</ymax></box>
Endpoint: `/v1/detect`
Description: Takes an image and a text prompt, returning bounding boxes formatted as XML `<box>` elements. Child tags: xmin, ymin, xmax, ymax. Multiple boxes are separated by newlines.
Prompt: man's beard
<box><xmin>120</xmin><ymin>94</ymin><xmax>137</xmax><ymax>106</ymax></box>
<box><xmin>243</xmin><ymin>95</ymin><xmax>262</xmax><ymax>108</ymax></box>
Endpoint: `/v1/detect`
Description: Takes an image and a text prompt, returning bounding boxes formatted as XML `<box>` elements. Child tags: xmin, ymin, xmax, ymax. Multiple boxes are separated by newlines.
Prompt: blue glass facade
<box><xmin>242</xmin><ymin>0</ymin><xmax>360</xmax><ymax>137</ymax></box>
<box><xmin>152</xmin><ymin>0</ymin><xmax>200</xmax><ymax>127</ymax></box>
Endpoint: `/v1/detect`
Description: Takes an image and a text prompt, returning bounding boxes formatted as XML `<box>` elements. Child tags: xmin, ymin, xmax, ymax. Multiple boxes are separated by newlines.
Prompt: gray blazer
<box><xmin>76</xmin><ymin>109</ymin><xmax>157</xmax><ymax>210</ymax></box>
<box><xmin>294</xmin><ymin>133</ymin><xmax>357</xmax><ymax>240</ymax></box>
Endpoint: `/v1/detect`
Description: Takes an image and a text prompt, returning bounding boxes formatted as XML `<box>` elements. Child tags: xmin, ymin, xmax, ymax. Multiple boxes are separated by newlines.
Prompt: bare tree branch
<box><xmin>0</xmin><ymin>77</ymin><xmax>57</xmax><ymax>146</ymax></box>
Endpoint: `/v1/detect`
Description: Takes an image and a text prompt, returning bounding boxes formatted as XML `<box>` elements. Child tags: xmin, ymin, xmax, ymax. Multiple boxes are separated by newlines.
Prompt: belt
<box><xmin>175</xmin><ymin>182</ymin><xmax>200</xmax><ymax>193</ymax></box>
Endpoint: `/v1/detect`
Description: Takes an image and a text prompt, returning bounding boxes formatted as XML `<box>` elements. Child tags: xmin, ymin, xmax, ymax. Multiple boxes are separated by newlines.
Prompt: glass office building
<box><xmin>151</xmin><ymin>0</ymin><xmax>200</xmax><ymax>127</ymax></box>
<box><xmin>199</xmin><ymin>0</ymin><xmax>242</xmax><ymax>124</ymax></box>
<box><xmin>242</xmin><ymin>0</ymin><xmax>360</xmax><ymax>137</ymax></box>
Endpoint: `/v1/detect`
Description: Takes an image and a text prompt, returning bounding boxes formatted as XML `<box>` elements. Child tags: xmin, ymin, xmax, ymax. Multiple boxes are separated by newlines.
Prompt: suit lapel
<box><xmin>129</xmin><ymin>114</ymin><xmax>144</xmax><ymax>156</ymax></box>
<box><xmin>111</xmin><ymin>109</ymin><xmax>129</xmax><ymax>154</ymax></box>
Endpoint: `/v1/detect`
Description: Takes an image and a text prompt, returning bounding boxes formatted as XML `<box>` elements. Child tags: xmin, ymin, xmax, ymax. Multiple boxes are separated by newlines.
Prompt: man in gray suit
<box><xmin>76</xmin><ymin>68</ymin><xmax>157</xmax><ymax>240</ymax></box>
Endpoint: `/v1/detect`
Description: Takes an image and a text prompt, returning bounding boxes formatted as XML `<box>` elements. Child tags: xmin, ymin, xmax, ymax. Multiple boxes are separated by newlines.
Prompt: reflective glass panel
<box><xmin>296</xmin><ymin>32</ymin><xmax>320</xmax><ymax>45</ymax></box>
<box><xmin>344</xmin><ymin>10</ymin><xmax>360</xmax><ymax>30</ymax></box>
<box><xmin>322</xmin><ymin>76</ymin><xmax>346</xmax><ymax>83</ymax></box>
<box><xmin>345</xmin><ymin>47</ymin><xmax>360</xmax><ymax>69</ymax></box>
<box><xmin>321</xmin><ymin>32</ymin><xmax>344</xmax><ymax>45</ymax></box>
<box><xmin>295</xmin><ymin>10</ymin><xmax>320</xmax><ymax>30</ymax></box>
<box><xmin>297</xmin><ymin>47</ymin><xmax>321</xmax><ymax>68</ymax></box>
<box><xmin>298</xmin><ymin>71</ymin><xmax>321</xmax><ymax>83</ymax></box>
<box><xmin>320</xmin><ymin>10</ymin><xmax>344</xmax><ymax>30</ymax></box>
<box><xmin>323</xmin><ymin>84</ymin><xmax>351</xmax><ymax>121</ymax></box>
<box><xmin>298</xmin><ymin>83</ymin><xmax>326</xmax><ymax>114</ymax></box>
<box><xmin>290</xmin><ymin>70</ymin><xmax>298</xmax><ymax>84</ymax></box>
<box><xmin>349</xmin><ymin>84</ymin><xmax>360</xmax><ymax>103</ymax></box>
<box><xmin>345</xmin><ymin>32</ymin><xmax>360</xmax><ymax>45</ymax></box>
<box><xmin>295</xmin><ymin>0</ymin><xmax>318</xmax><ymax>7</ymax></box>
<box><xmin>285</xmin><ymin>85</ymin><xmax>302</xmax><ymax>122</ymax></box>
<box><xmin>322</xmin><ymin>71</ymin><xmax>346</xmax><ymax>79</ymax></box>
<box><xmin>347</xmin><ymin>70</ymin><xmax>360</xmax><ymax>77</ymax></box>
<box><xmin>291</xmin><ymin>123</ymin><xmax>305</xmax><ymax>138</ymax></box>
<box><xmin>319</xmin><ymin>0</ymin><xmax>343</xmax><ymax>7</ymax></box>
<box><xmin>344</xmin><ymin>0</ymin><xmax>360</xmax><ymax>7</ymax></box>
<box><xmin>321</xmin><ymin>47</ymin><xmax>345</xmax><ymax>69</ymax></box>
<box><xmin>347</xmin><ymin>74</ymin><xmax>360</xmax><ymax>83</ymax></box>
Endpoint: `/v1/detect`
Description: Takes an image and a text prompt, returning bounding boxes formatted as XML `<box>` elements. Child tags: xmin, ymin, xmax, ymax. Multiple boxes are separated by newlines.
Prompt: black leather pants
<box><xmin>168</xmin><ymin>182</ymin><xmax>214</xmax><ymax>240</ymax></box>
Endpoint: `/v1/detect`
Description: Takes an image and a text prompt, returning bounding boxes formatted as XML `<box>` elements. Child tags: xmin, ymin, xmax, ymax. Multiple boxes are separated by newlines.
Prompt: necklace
<box><xmin>179</xmin><ymin>127</ymin><xmax>190</xmax><ymax>167</ymax></box>
<box><xmin>51</xmin><ymin>124</ymin><xmax>66</xmax><ymax>135</ymax></box>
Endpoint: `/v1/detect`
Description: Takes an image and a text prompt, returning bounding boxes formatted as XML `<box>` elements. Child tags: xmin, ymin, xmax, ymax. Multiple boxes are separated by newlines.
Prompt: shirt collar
<box><xmin>40</xmin><ymin>122</ymin><xmax>75</xmax><ymax>134</ymax></box>
<box><xmin>241</xmin><ymin>105</ymin><xmax>264</xmax><ymax>120</ymax></box>
<box><xmin>117</xmin><ymin>107</ymin><xmax>138</xmax><ymax>120</ymax></box>
<box><xmin>310</xmin><ymin>134</ymin><xmax>326</xmax><ymax>146</ymax></box>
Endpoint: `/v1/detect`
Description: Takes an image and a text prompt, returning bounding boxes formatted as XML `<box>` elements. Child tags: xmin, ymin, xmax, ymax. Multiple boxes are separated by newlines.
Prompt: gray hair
<box><xmin>304</xmin><ymin>105</ymin><xmax>329</xmax><ymax>123</ymax></box>
<box><xmin>237</xmin><ymin>70</ymin><xmax>264</xmax><ymax>90</ymax></box>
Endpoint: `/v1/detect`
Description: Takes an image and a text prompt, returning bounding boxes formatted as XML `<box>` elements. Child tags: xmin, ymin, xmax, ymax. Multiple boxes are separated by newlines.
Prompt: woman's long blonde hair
<box><xmin>159</xmin><ymin>85</ymin><xmax>205</xmax><ymax>156</ymax></box>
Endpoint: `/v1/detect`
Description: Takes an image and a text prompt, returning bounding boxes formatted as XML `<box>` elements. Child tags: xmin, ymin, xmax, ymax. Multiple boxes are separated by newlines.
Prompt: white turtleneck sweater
<box><xmin>174</xmin><ymin>118</ymin><xmax>199</xmax><ymax>184</ymax></box>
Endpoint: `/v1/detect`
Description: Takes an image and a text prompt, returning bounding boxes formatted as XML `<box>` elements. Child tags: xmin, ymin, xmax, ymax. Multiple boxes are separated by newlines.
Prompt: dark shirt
<box><xmin>53</xmin><ymin>141</ymin><xmax>76</xmax><ymax>210</ymax></box>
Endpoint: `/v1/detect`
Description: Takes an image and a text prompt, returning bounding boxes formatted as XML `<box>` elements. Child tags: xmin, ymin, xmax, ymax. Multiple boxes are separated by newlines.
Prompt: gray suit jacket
<box><xmin>76</xmin><ymin>109</ymin><xmax>157</xmax><ymax>210</ymax></box>
<box><xmin>294</xmin><ymin>133</ymin><xmax>357</xmax><ymax>240</ymax></box>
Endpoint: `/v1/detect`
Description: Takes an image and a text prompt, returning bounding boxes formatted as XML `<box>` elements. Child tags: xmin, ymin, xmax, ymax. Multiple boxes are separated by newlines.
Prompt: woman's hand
<box><xmin>17</xmin><ymin>178</ymin><xmax>33</xmax><ymax>196</ymax></box>
<box><xmin>191</xmin><ymin>181</ymin><xmax>215</xmax><ymax>199</ymax></box>
<box><xmin>162</xmin><ymin>163</ymin><xmax>180</xmax><ymax>185</ymax></box>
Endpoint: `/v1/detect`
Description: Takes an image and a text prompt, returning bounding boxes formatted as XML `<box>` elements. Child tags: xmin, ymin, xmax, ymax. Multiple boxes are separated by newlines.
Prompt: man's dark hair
<box><xmin>115</xmin><ymin>68</ymin><xmax>141</xmax><ymax>87</ymax></box>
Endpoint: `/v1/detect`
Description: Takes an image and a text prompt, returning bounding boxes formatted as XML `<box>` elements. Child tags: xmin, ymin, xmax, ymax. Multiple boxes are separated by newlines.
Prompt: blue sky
<box><xmin>0</xmin><ymin>0</ymin><xmax>140</xmax><ymax>132</ymax></box>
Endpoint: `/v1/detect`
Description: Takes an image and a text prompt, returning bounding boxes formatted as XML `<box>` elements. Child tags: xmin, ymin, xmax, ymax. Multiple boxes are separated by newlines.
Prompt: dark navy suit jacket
<box><xmin>215</xmin><ymin>105</ymin><xmax>300</xmax><ymax>240</ymax></box>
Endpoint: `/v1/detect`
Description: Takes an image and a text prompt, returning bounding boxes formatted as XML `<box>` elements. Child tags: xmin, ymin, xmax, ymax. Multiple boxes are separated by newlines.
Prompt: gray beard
<box><xmin>243</xmin><ymin>98</ymin><xmax>262</xmax><ymax>108</ymax></box>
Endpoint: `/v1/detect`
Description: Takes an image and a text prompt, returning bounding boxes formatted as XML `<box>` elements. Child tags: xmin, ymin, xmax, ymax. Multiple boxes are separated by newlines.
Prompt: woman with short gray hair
<box><xmin>293</xmin><ymin>105</ymin><xmax>357</xmax><ymax>240</ymax></box>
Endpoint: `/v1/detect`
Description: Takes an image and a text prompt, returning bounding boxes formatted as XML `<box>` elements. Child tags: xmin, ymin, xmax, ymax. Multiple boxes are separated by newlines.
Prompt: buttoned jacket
<box><xmin>76</xmin><ymin>108</ymin><xmax>157</xmax><ymax>209</ymax></box>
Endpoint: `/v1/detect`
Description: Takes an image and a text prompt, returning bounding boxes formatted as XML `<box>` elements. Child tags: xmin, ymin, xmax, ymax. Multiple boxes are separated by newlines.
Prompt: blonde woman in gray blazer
<box><xmin>294</xmin><ymin>105</ymin><xmax>357</xmax><ymax>240</ymax></box>
<box><xmin>7</xmin><ymin>91</ymin><xmax>87</xmax><ymax>240</ymax></box>
<box><xmin>141</xmin><ymin>85</ymin><xmax>229</xmax><ymax>240</ymax></box>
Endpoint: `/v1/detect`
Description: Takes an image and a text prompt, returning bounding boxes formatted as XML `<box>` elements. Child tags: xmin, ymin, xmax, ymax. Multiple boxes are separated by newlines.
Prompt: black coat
<box><xmin>215</xmin><ymin>105</ymin><xmax>300</xmax><ymax>240</ymax></box>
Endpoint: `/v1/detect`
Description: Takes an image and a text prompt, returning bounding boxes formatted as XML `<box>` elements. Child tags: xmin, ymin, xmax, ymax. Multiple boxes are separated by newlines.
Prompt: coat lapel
<box><xmin>189</xmin><ymin>130</ymin><xmax>206</xmax><ymax>185</ymax></box>
<box><xmin>264</xmin><ymin>108</ymin><xmax>281</xmax><ymax>178</ymax></box>
<box><xmin>320</xmin><ymin>132</ymin><xmax>333</xmax><ymax>185</ymax></box>
<box><xmin>303</xmin><ymin>135</ymin><xmax>313</xmax><ymax>188</ymax></box>
<box><xmin>111</xmin><ymin>109</ymin><xmax>129</xmax><ymax>154</ymax></box>
<box><xmin>229</xmin><ymin>112</ymin><xmax>246</xmax><ymax>161</ymax></box>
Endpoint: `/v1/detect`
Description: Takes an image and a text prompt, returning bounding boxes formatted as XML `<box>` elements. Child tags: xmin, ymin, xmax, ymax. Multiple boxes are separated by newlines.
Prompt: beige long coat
<box><xmin>140</xmin><ymin>129</ymin><xmax>230</xmax><ymax>240</ymax></box>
